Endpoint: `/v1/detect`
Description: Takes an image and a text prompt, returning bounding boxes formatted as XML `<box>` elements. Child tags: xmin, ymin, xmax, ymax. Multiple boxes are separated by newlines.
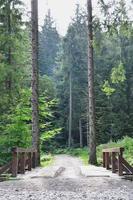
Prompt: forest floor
<box><xmin>0</xmin><ymin>155</ymin><xmax>133</xmax><ymax>200</ymax></box>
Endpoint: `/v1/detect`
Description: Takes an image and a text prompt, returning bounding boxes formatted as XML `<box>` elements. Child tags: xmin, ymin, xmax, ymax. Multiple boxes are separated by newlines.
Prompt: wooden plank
<box><xmin>122</xmin><ymin>164</ymin><xmax>131</xmax><ymax>174</ymax></box>
<box><xmin>32</xmin><ymin>152</ymin><xmax>37</xmax><ymax>168</ymax></box>
<box><xmin>11</xmin><ymin>151</ymin><xmax>18</xmax><ymax>177</ymax></box>
<box><xmin>27</xmin><ymin>152</ymin><xmax>32</xmax><ymax>171</ymax></box>
<box><xmin>118</xmin><ymin>154</ymin><xmax>123</xmax><ymax>176</ymax></box>
<box><xmin>19</xmin><ymin>152</ymin><xmax>26</xmax><ymax>174</ymax></box>
<box><xmin>121</xmin><ymin>157</ymin><xmax>133</xmax><ymax>174</ymax></box>
<box><xmin>112</xmin><ymin>152</ymin><xmax>117</xmax><ymax>173</ymax></box>
<box><xmin>0</xmin><ymin>162</ymin><xmax>11</xmax><ymax>175</ymax></box>
<box><xmin>13</xmin><ymin>148</ymin><xmax>37</xmax><ymax>153</ymax></box>
<box><xmin>103</xmin><ymin>147</ymin><xmax>124</xmax><ymax>153</ymax></box>
<box><xmin>105</xmin><ymin>152</ymin><xmax>110</xmax><ymax>170</ymax></box>
<box><xmin>103</xmin><ymin>152</ymin><xmax>106</xmax><ymax>168</ymax></box>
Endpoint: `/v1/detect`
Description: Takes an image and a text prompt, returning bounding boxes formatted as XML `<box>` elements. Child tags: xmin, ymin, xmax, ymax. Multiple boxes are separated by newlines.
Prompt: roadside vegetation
<box><xmin>41</xmin><ymin>154</ymin><xmax>54</xmax><ymax>167</ymax></box>
<box><xmin>52</xmin><ymin>137</ymin><xmax>133</xmax><ymax>166</ymax></box>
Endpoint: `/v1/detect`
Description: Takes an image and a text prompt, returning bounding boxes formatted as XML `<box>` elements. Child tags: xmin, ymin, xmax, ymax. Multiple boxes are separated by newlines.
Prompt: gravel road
<box><xmin>0</xmin><ymin>155</ymin><xmax>133</xmax><ymax>200</ymax></box>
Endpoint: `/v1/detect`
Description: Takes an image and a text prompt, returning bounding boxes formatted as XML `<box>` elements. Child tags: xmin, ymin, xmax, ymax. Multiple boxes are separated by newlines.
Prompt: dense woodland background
<box><xmin>0</xmin><ymin>0</ymin><xmax>133</xmax><ymax>165</ymax></box>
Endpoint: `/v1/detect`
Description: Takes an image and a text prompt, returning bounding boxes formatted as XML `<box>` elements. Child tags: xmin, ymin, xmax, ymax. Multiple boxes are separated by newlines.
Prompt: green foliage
<box><xmin>0</xmin><ymin>0</ymin><xmax>133</xmax><ymax>165</ymax></box>
<box><xmin>0</xmin><ymin>0</ymin><xmax>32</xmax><ymax>159</ymax></box>
<box><xmin>55</xmin><ymin>4</ymin><xmax>88</xmax><ymax>145</ymax></box>
<box><xmin>41</xmin><ymin>154</ymin><xmax>54</xmax><ymax>167</ymax></box>
<box><xmin>97</xmin><ymin>136</ymin><xmax>133</xmax><ymax>165</ymax></box>
<box><xmin>60</xmin><ymin>137</ymin><xmax>133</xmax><ymax>166</ymax></box>
<box><xmin>39</xmin><ymin>10</ymin><xmax>60</xmax><ymax>76</ymax></box>
<box><xmin>41</xmin><ymin>128</ymin><xmax>62</xmax><ymax>142</ymax></box>
<box><xmin>39</xmin><ymin>75</ymin><xmax>56</xmax><ymax>99</ymax></box>
<box><xmin>111</xmin><ymin>62</ymin><xmax>126</xmax><ymax>84</ymax></box>
<box><xmin>0</xmin><ymin>89</ymin><xmax>32</xmax><ymax>149</ymax></box>
<box><xmin>102</xmin><ymin>80</ymin><xmax>115</xmax><ymax>96</ymax></box>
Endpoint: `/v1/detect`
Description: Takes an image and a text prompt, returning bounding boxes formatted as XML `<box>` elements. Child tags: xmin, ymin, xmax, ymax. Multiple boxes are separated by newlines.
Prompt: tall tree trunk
<box><xmin>6</xmin><ymin>1</ymin><xmax>12</xmax><ymax>93</ymax></box>
<box><xmin>87</xmin><ymin>0</ymin><xmax>97</xmax><ymax>165</ymax></box>
<box><xmin>86</xmin><ymin>108</ymin><xmax>89</xmax><ymax>146</ymax></box>
<box><xmin>68</xmin><ymin>71</ymin><xmax>72</xmax><ymax>148</ymax></box>
<box><xmin>31</xmin><ymin>0</ymin><xmax>40</xmax><ymax>165</ymax></box>
<box><xmin>79</xmin><ymin>119</ymin><xmax>83</xmax><ymax>148</ymax></box>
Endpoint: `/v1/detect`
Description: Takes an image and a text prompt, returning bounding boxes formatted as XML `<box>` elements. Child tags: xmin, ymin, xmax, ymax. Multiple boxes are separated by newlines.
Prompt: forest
<box><xmin>0</xmin><ymin>0</ymin><xmax>133</xmax><ymax>167</ymax></box>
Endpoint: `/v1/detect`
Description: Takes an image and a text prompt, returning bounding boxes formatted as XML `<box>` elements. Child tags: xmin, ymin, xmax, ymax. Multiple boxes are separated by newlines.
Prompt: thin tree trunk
<box><xmin>79</xmin><ymin>119</ymin><xmax>83</xmax><ymax>148</ymax></box>
<box><xmin>87</xmin><ymin>0</ymin><xmax>97</xmax><ymax>165</ymax></box>
<box><xmin>6</xmin><ymin>1</ymin><xmax>12</xmax><ymax>93</ymax></box>
<box><xmin>86</xmin><ymin>108</ymin><xmax>89</xmax><ymax>146</ymax></box>
<box><xmin>68</xmin><ymin>71</ymin><xmax>72</xmax><ymax>148</ymax></box>
<box><xmin>31</xmin><ymin>0</ymin><xmax>40</xmax><ymax>165</ymax></box>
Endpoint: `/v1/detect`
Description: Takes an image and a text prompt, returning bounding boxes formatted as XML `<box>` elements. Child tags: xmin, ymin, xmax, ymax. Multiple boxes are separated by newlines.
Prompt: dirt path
<box><xmin>0</xmin><ymin>155</ymin><xmax>133</xmax><ymax>200</ymax></box>
<box><xmin>54</xmin><ymin>154</ymin><xmax>82</xmax><ymax>178</ymax></box>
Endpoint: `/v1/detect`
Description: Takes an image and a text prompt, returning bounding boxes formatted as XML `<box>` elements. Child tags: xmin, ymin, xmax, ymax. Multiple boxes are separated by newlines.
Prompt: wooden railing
<box><xmin>11</xmin><ymin>147</ymin><xmax>37</xmax><ymax>177</ymax></box>
<box><xmin>103</xmin><ymin>147</ymin><xmax>133</xmax><ymax>176</ymax></box>
<box><xmin>0</xmin><ymin>162</ymin><xmax>11</xmax><ymax>175</ymax></box>
<box><xmin>0</xmin><ymin>147</ymin><xmax>38</xmax><ymax>177</ymax></box>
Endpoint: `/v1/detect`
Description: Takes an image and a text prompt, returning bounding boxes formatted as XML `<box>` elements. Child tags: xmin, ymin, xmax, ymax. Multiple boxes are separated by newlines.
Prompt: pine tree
<box><xmin>39</xmin><ymin>10</ymin><xmax>60</xmax><ymax>76</ymax></box>
<box><xmin>31</xmin><ymin>0</ymin><xmax>40</xmax><ymax>165</ymax></box>
<box><xmin>87</xmin><ymin>0</ymin><xmax>97</xmax><ymax>165</ymax></box>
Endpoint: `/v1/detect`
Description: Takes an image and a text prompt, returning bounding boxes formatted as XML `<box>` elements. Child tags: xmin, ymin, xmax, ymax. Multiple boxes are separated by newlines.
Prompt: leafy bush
<box><xmin>0</xmin><ymin>89</ymin><xmax>32</xmax><ymax>151</ymax></box>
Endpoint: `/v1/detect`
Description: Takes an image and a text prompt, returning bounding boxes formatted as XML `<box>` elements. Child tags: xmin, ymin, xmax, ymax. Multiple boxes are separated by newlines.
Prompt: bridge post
<box><xmin>105</xmin><ymin>152</ymin><xmax>110</xmax><ymax>170</ymax></box>
<box><xmin>32</xmin><ymin>151</ymin><xmax>37</xmax><ymax>168</ymax></box>
<box><xmin>11</xmin><ymin>148</ymin><xmax>18</xmax><ymax>177</ymax></box>
<box><xmin>118</xmin><ymin>150</ymin><xmax>123</xmax><ymax>176</ymax></box>
<box><xmin>112</xmin><ymin>152</ymin><xmax>116</xmax><ymax>173</ymax></box>
<box><xmin>103</xmin><ymin>152</ymin><xmax>106</xmax><ymax>168</ymax></box>
<box><xmin>20</xmin><ymin>152</ymin><xmax>26</xmax><ymax>174</ymax></box>
<box><xmin>28</xmin><ymin>152</ymin><xmax>32</xmax><ymax>171</ymax></box>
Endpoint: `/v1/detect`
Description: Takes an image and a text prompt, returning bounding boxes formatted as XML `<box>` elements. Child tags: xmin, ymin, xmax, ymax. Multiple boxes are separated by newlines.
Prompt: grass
<box><xmin>41</xmin><ymin>154</ymin><xmax>54</xmax><ymax>167</ymax></box>
<box><xmin>54</xmin><ymin>136</ymin><xmax>133</xmax><ymax>166</ymax></box>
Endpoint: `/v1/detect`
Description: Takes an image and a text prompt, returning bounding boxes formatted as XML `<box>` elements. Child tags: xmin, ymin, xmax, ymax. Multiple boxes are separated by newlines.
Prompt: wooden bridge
<box><xmin>103</xmin><ymin>147</ymin><xmax>133</xmax><ymax>176</ymax></box>
<box><xmin>0</xmin><ymin>147</ymin><xmax>133</xmax><ymax>179</ymax></box>
<box><xmin>0</xmin><ymin>147</ymin><xmax>37</xmax><ymax>177</ymax></box>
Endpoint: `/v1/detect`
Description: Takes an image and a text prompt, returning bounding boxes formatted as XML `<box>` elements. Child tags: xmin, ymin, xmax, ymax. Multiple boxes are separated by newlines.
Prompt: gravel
<box><xmin>0</xmin><ymin>155</ymin><xmax>133</xmax><ymax>200</ymax></box>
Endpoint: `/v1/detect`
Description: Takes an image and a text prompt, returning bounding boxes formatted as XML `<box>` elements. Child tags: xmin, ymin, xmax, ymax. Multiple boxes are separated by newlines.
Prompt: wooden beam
<box><xmin>19</xmin><ymin>152</ymin><xmax>26</xmax><ymax>174</ymax></box>
<box><xmin>103</xmin><ymin>152</ymin><xmax>106</xmax><ymax>168</ymax></box>
<box><xmin>27</xmin><ymin>152</ymin><xmax>32</xmax><ymax>171</ymax></box>
<box><xmin>112</xmin><ymin>152</ymin><xmax>117</xmax><ymax>173</ymax></box>
<box><xmin>103</xmin><ymin>147</ymin><xmax>124</xmax><ymax>153</ymax></box>
<box><xmin>13</xmin><ymin>147</ymin><xmax>37</xmax><ymax>153</ymax></box>
<box><xmin>11</xmin><ymin>150</ymin><xmax>18</xmax><ymax>177</ymax></box>
<box><xmin>118</xmin><ymin>154</ymin><xmax>123</xmax><ymax>176</ymax></box>
<box><xmin>105</xmin><ymin>152</ymin><xmax>110</xmax><ymax>170</ymax></box>
<box><xmin>121</xmin><ymin>157</ymin><xmax>133</xmax><ymax>174</ymax></box>
<box><xmin>0</xmin><ymin>162</ymin><xmax>11</xmax><ymax>175</ymax></box>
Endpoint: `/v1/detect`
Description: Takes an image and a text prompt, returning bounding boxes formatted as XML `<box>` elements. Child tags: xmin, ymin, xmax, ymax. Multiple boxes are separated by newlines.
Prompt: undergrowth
<box><xmin>41</xmin><ymin>154</ymin><xmax>54</xmax><ymax>167</ymax></box>
<box><xmin>54</xmin><ymin>136</ymin><xmax>133</xmax><ymax>166</ymax></box>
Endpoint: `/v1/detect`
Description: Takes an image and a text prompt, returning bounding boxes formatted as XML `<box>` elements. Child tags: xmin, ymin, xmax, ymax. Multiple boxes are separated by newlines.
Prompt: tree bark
<box><xmin>86</xmin><ymin>107</ymin><xmax>89</xmax><ymax>146</ymax></box>
<box><xmin>31</xmin><ymin>0</ymin><xmax>40</xmax><ymax>165</ymax></box>
<box><xmin>79</xmin><ymin>119</ymin><xmax>83</xmax><ymax>148</ymax></box>
<box><xmin>87</xmin><ymin>0</ymin><xmax>97</xmax><ymax>165</ymax></box>
<box><xmin>68</xmin><ymin>71</ymin><xmax>72</xmax><ymax>148</ymax></box>
<box><xmin>6</xmin><ymin>1</ymin><xmax>12</xmax><ymax>93</ymax></box>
